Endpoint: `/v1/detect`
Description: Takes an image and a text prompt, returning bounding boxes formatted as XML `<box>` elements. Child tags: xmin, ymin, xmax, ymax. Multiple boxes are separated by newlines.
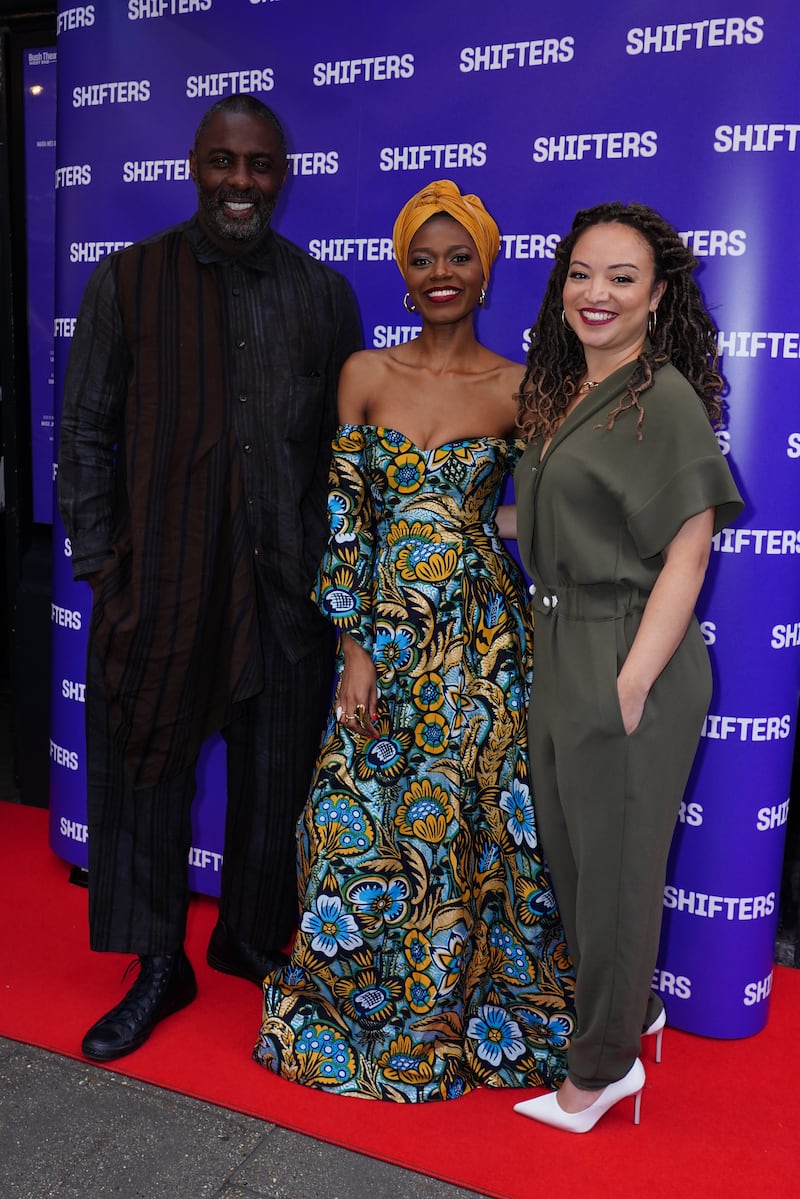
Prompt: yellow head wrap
<box><xmin>392</xmin><ymin>179</ymin><xmax>500</xmax><ymax>285</ymax></box>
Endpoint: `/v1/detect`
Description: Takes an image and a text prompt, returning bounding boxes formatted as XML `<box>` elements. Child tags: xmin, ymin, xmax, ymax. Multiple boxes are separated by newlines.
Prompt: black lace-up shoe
<box><xmin>206</xmin><ymin>919</ymin><xmax>289</xmax><ymax>986</ymax></box>
<box><xmin>81</xmin><ymin>949</ymin><xmax>197</xmax><ymax>1062</ymax></box>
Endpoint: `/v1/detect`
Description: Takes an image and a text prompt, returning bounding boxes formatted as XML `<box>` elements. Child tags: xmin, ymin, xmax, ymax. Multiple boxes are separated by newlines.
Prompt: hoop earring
<box><xmin>648</xmin><ymin>309</ymin><xmax>658</xmax><ymax>337</ymax></box>
<box><xmin>403</xmin><ymin>292</ymin><xmax>416</xmax><ymax>313</ymax></box>
<box><xmin>561</xmin><ymin>308</ymin><xmax>571</xmax><ymax>331</ymax></box>
<box><xmin>478</xmin><ymin>287</ymin><xmax>486</xmax><ymax>307</ymax></box>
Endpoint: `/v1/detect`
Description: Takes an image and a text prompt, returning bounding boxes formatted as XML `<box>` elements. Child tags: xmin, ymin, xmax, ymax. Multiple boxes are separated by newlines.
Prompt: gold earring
<box><xmin>561</xmin><ymin>308</ymin><xmax>571</xmax><ymax>330</ymax></box>
<box><xmin>403</xmin><ymin>292</ymin><xmax>416</xmax><ymax>313</ymax></box>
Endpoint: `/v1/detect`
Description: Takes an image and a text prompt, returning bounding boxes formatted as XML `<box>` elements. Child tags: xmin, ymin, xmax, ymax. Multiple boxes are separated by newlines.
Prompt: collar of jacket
<box><xmin>185</xmin><ymin>213</ymin><xmax>275</xmax><ymax>273</ymax></box>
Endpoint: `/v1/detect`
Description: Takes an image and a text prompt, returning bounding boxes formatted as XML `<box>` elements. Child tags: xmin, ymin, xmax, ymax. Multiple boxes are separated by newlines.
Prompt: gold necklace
<box><xmin>577</xmin><ymin>379</ymin><xmax>600</xmax><ymax>394</ymax></box>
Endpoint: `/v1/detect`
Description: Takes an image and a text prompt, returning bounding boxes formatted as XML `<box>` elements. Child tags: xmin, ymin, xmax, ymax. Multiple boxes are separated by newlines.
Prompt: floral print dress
<box><xmin>253</xmin><ymin>425</ymin><xmax>574</xmax><ymax>1101</ymax></box>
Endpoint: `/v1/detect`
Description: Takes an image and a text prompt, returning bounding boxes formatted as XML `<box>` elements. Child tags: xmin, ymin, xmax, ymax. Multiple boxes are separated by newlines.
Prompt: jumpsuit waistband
<box><xmin>527</xmin><ymin>581</ymin><xmax>650</xmax><ymax>620</ymax></box>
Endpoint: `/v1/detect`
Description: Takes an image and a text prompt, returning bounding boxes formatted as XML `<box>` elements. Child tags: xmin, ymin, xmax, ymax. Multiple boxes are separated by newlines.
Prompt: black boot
<box><xmin>81</xmin><ymin>949</ymin><xmax>197</xmax><ymax>1062</ymax></box>
<box><xmin>207</xmin><ymin>919</ymin><xmax>288</xmax><ymax>986</ymax></box>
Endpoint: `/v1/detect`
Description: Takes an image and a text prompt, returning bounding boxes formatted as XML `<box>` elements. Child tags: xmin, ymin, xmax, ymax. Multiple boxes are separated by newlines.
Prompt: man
<box><xmin>58</xmin><ymin>94</ymin><xmax>362</xmax><ymax>1062</ymax></box>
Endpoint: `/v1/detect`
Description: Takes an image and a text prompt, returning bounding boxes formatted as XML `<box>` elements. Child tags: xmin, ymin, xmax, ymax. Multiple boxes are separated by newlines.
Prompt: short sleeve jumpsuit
<box><xmin>514</xmin><ymin>361</ymin><xmax>744</xmax><ymax>1090</ymax></box>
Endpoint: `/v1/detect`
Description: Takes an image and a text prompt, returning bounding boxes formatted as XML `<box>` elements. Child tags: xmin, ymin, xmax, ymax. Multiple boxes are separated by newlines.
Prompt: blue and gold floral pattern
<box><xmin>254</xmin><ymin>425</ymin><xmax>574</xmax><ymax>1101</ymax></box>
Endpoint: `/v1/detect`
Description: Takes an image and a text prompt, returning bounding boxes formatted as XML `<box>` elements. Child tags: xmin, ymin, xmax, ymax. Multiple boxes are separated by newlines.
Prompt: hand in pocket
<box><xmin>616</xmin><ymin>675</ymin><xmax>647</xmax><ymax>736</ymax></box>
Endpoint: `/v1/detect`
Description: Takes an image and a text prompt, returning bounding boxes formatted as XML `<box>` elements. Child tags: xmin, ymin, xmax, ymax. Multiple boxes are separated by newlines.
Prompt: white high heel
<box><xmin>513</xmin><ymin>1058</ymin><xmax>645</xmax><ymax>1134</ymax></box>
<box><xmin>643</xmin><ymin>1007</ymin><xmax>666</xmax><ymax>1063</ymax></box>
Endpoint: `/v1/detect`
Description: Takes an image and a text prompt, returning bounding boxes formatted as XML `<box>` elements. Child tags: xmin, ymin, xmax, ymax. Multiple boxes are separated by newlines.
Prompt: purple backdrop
<box><xmin>49</xmin><ymin>0</ymin><xmax>800</xmax><ymax>1037</ymax></box>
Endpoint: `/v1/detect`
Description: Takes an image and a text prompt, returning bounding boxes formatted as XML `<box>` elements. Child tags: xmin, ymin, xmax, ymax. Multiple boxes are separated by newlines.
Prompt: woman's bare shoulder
<box><xmin>493</xmin><ymin>353</ymin><xmax>526</xmax><ymax>385</ymax></box>
<box><xmin>485</xmin><ymin>355</ymin><xmax>525</xmax><ymax>432</ymax></box>
<box><xmin>341</xmin><ymin>347</ymin><xmax>398</xmax><ymax>382</ymax></box>
<box><xmin>338</xmin><ymin>348</ymin><xmax>402</xmax><ymax>423</ymax></box>
<box><xmin>481</xmin><ymin>353</ymin><xmax>525</xmax><ymax>404</ymax></box>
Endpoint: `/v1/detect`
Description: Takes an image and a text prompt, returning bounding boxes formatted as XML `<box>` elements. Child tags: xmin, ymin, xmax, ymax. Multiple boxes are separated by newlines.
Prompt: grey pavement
<box><xmin>0</xmin><ymin>688</ymin><xmax>491</xmax><ymax>1199</ymax></box>
<box><xmin>0</xmin><ymin>1037</ymin><xmax>491</xmax><ymax>1199</ymax></box>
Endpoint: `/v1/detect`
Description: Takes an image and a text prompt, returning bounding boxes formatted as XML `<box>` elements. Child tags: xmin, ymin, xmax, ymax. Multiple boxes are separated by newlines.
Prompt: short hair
<box><xmin>193</xmin><ymin>93</ymin><xmax>287</xmax><ymax>157</ymax></box>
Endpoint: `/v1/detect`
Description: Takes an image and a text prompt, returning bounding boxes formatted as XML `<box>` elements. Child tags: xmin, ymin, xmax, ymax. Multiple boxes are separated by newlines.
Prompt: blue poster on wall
<box><xmin>22</xmin><ymin>46</ymin><xmax>57</xmax><ymax>525</ymax></box>
<box><xmin>49</xmin><ymin>0</ymin><xmax>799</xmax><ymax>1040</ymax></box>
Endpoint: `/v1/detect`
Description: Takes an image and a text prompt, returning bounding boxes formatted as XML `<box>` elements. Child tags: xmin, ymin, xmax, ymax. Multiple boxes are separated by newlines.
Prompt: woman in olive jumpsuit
<box><xmin>509</xmin><ymin>203</ymin><xmax>743</xmax><ymax>1133</ymax></box>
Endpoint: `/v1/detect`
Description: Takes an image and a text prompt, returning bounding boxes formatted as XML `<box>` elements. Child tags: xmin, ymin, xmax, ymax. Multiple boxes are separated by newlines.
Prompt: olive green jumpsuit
<box><xmin>514</xmin><ymin>362</ymin><xmax>743</xmax><ymax>1089</ymax></box>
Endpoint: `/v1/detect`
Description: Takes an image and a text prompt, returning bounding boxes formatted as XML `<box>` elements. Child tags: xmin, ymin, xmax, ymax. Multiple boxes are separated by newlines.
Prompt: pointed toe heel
<box><xmin>513</xmin><ymin>1058</ymin><xmax>645</xmax><ymax>1134</ymax></box>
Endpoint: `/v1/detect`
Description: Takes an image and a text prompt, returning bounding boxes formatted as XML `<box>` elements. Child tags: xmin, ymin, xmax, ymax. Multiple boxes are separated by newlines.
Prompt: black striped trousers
<box><xmin>84</xmin><ymin>614</ymin><xmax>334</xmax><ymax>956</ymax></box>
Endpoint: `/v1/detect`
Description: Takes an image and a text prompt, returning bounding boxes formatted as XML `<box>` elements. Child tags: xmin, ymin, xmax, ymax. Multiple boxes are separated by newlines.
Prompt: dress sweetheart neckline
<box><xmin>346</xmin><ymin>423</ymin><xmax>520</xmax><ymax>456</ymax></box>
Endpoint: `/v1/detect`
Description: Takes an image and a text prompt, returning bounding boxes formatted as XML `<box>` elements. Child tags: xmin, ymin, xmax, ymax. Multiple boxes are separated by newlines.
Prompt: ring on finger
<box><xmin>355</xmin><ymin>703</ymin><xmax>366</xmax><ymax>725</ymax></box>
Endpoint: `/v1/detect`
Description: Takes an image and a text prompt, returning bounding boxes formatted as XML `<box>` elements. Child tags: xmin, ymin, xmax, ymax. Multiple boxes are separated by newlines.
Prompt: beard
<box><xmin>196</xmin><ymin>186</ymin><xmax>276</xmax><ymax>245</ymax></box>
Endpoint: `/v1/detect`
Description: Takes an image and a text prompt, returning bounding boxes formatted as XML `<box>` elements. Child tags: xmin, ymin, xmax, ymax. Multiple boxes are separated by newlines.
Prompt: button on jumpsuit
<box><xmin>514</xmin><ymin>362</ymin><xmax>743</xmax><ymax>1089</ymax></box>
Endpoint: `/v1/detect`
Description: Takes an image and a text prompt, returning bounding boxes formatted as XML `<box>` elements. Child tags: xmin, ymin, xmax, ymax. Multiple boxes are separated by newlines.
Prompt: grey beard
<box><xmin>199</xmin><ymin>192</ymin><xmax>275</xmax><ymax>243</ymax></box>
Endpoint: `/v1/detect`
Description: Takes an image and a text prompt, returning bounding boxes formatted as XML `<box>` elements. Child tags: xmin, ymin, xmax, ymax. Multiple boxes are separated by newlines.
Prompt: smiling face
<box><xmin>404</xmin><ymin>214</ymin><xmax>484</xmax><ymax>321</ymax></box>
<box><xmin>189</xmin><ymin>110</ymin><xmax>288</xmax><ymax>252</ymax></box>
<box><xmin>562</xmin><ymin>221</ymin><xmax>665</xmax><ymax>366</ymax></box>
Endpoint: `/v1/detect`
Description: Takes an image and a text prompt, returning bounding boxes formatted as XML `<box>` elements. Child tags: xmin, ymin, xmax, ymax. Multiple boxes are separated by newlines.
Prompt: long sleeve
<box><xmin>300</xmin><ymin>276</ymin><xmax>363</xmax><ymax>576</ymax></box>
<box><xmin>312</xmin><ymin>425</ymin><xmax>376</xmax><ymax>655</ymax></box>
<box><xmin>58</xmin><ymin>256</ymin><xmax>130</xmax><ymax>579</ymax></box>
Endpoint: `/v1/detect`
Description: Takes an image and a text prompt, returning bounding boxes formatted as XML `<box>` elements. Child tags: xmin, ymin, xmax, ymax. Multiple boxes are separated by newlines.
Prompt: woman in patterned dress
<box><xmin>253</xmin><ymin>180</ymin><xmax>574</xmax><ymax>1101</ymax></box>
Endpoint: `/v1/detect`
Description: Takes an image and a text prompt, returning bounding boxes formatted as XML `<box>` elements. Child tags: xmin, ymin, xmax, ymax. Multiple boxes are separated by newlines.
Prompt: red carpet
<box><xmin>1</xmin><ymin>800</ymin><xmax>797</xmax><ymax>1199</ymax></box>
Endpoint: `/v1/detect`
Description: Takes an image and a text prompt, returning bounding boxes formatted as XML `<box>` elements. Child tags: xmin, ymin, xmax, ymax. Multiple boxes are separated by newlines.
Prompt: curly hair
<box><xmin>517</xmin><ymin>201</ymin><xmax>724</xmax><ymax>440</ymax></box>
